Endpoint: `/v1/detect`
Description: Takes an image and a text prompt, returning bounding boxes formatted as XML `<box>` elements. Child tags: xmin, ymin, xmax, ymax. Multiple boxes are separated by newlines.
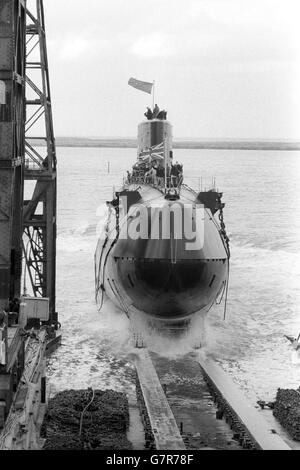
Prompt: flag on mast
<box><xmin>139</xmin><ymin>142</ymin><xmax>164</xmax><ymax>162</ymax></box>
<box><xmin>128</xmin><ymin>78</ymin><xmax>153</xmax><ymax>95</ymax></box>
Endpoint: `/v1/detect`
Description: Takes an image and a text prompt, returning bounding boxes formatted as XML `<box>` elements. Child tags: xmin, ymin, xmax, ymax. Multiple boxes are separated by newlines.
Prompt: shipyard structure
<box><xmin>0</xmin><ymin>0</ymin><xmax>60</xmax><ymax>448</ymax></box>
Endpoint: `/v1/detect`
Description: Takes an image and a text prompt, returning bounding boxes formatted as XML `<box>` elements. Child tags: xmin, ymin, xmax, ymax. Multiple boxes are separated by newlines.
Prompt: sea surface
<box><xmin>47</xmin><ymin>147</ymin><xmax>300</xmax><ymax>409</ymax></box>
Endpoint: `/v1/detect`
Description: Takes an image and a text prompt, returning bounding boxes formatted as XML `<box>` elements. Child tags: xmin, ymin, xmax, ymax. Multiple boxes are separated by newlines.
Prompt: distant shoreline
<box><xmin>28</xmin><ymin>138</ymin><xmax>300</xmax><ymax>151</ymax></box>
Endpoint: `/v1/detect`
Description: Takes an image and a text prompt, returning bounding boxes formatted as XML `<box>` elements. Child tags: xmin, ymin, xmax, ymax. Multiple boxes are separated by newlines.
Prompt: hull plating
<box><xmin>95</xmin><ymin>184</ymin><xmax>229</xmax><ymax>324</ymax></box>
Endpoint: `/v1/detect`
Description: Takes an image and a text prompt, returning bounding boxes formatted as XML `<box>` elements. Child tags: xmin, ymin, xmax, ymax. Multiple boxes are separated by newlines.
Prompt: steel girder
<box><xmin>24</xmin><ymin>0</ymin><xmax>57</xmax><ymax>321</ymax></box>
<box><xmin>0</xmin><ymin>0</ymin><xmax>26</xmax><ymax>312</ymax></box>
<box><xmin>0</xmin><ymin>0</ymin><xmax>57</xmax><ymax>322</ymax></box>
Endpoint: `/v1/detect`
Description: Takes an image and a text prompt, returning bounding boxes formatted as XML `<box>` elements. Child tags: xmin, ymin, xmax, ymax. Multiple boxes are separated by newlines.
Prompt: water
<box><xmin>47</xmin><ymin>147</ymin><xmax>300</xmax><ymax>408</ymax></box>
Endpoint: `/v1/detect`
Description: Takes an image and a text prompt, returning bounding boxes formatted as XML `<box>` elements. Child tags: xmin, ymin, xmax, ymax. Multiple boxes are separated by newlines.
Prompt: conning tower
<box><xmin>137</xmin><ymin>119</ymin><xmax>173</xmax><ymax>168</ymax></box>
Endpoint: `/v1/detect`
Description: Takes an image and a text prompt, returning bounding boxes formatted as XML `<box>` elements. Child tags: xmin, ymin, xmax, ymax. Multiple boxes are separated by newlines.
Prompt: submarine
<box><xmin>95</xmin><ymin>109</ymin><xmax>230</xmax><ymax>331</ymax></box>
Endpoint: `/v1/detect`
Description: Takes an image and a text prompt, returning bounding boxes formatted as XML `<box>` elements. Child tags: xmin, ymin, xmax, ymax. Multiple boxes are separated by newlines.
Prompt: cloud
<box><xmin>130</xmin><ymin>32</ymin><xmax>175</xmax><ymax>58</ymax></box>
<box><xmin>43</xmin><ymin>0</ymin><xmax>300</xmax><ymax>138</ymax></box>
<box><xmin>59</xmin><ymin>36</ymin><xmax>91</xmax><ymax>60</ymax></box>
<box><xmin>46</xmin><ymin>1</ymin><xmax>300</xmax><ymax>65</ymax></box>
<box><xmin>55</xmin><ymin>35</ymin><xmax>114</xmax><ymax>62</ymax></box>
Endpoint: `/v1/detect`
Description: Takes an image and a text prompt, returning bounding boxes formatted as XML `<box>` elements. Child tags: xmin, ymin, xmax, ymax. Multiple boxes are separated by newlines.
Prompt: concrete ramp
<box><xmin>135</xmin><ymin>349</ymin><xmax>186</xmax><ymax>450</ymax></box>
<box><xmin>197</xmin><ymin>352</ymin><xmax>291</xmax><ymax>450</ymax></box>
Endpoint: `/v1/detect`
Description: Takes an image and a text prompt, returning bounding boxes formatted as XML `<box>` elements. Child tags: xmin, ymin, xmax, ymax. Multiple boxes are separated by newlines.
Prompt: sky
<box><xmin>38</xmin><ymin>0</ymin><xmax>300</xmax><ymax>139</ymax></box>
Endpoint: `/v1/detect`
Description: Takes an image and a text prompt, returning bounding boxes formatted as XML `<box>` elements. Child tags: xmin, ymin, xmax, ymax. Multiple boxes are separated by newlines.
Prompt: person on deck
<box><xmin>175</xmin><ymin>162</ymin><xmax>184</xmax><ymax>186</ymax></box>
<box><xmin>170</xmin><ymin>164</ymin><xmax>180</xmax><ymax>187</ymax></box>
<box><xmin>157</xmin><ymin>110</ymin><xmax>168</xmax><ymax>120</ymax></box>
<box><xmin>144</xmin><ymin>107</ymin><xmax>153</xmax><ymax>120</ymax></box>
<box><xmin>145</xmin><ymin>166</ymin><xmax>156</xmax><ymax>185</ymax></box>
<box><xmin>153</xmin><ymin>104</ymin><xmax>160</xmax><ymax>119</ymax></box>
<box><xmin>152</xmin><ymin>165</ymin><xmax>158</xmax><ymax>186</ymax></box>
<box><xmin>156</xmin><ymin>165</ymin><xmax>165</xmax><ymax>187</ymax></box>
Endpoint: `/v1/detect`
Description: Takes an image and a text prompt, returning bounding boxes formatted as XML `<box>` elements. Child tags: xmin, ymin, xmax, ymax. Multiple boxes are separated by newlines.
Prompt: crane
<box><xmin>0</xmin><ymin>0</ymin><xmax>57</xmax><ymax>324</ymax></box>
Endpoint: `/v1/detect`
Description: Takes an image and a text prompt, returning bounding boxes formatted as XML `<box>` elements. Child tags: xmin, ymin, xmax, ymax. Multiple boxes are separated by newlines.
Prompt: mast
<box><xmin>152</xmin><ymin>81</ymin><xmax>155</xmax><ymax>110</ymax></box>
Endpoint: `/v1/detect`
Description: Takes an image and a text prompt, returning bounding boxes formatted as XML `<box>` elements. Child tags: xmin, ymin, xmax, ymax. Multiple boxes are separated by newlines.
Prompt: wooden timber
<box><xmin>135</xmin><ymin>349</ymin><xmax>186</xmax><ymax>450</ymax></box>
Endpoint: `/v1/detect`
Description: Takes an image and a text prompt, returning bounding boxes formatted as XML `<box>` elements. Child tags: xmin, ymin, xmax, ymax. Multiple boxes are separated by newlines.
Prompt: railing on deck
<box><xmin>124</xmin><ymin>173</ymin><xmax>217</xmax><ymax>194</ymax></box>
<box><xmin>184</xmin><ymin>176</ymin><xmax>217</xmax><ymax>192</ymax></box>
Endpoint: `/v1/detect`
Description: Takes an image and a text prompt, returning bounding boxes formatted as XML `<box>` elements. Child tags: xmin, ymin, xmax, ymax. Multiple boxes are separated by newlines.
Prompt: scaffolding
<box><xmin>0</xmin><ymin>0</ymin><xmax>57</xmax><ymax>322</ymax></box>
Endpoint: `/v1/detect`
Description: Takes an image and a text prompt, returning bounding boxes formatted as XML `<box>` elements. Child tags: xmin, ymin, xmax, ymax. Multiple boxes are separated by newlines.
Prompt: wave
<box><xmin>229</xmin><ymin>233</ymin><xmax>300</xmax><ymax>256</ymax></box>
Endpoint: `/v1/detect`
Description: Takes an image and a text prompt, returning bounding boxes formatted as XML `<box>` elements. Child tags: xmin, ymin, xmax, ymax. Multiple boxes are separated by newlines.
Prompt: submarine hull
<box><xmin>95</xmin><ymin>184</ymin><xmax>229</xmax><ymax>325</ymax></box>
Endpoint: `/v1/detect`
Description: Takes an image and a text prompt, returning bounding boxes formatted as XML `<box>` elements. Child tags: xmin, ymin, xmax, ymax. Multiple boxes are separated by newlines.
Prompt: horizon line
<box><xmin>51</xmin><ymin>136</ymin><xmax>300</xmax><ymax>143</ymax></box>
